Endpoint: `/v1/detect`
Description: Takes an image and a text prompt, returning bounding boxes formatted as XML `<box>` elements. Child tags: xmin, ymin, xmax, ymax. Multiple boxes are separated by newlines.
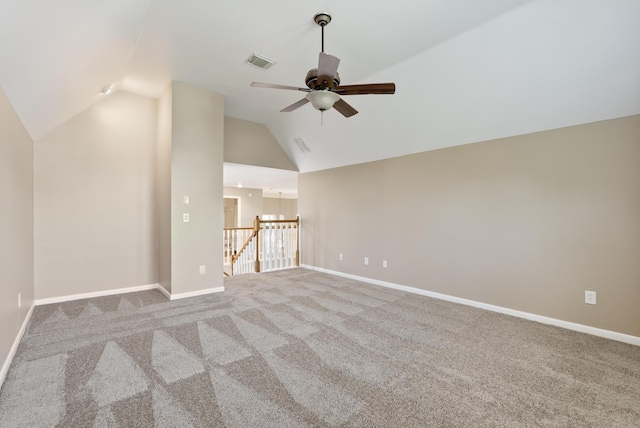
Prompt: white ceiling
<box><xmin>1</xmin><ymin>0</ymin><xmax>639</xmax><ymax>177</ymax></box>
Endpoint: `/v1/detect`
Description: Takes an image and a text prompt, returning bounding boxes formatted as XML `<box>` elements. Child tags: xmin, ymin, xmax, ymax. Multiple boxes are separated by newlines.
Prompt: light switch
<box><xmin>183</xmin><ymin>195</ymin><xmax>189</xmax><ymax>204</ymax></box>
<box><xmin>183</xmin><ymin>213</ymin><xmax>190</xmax><ymax>222</ymax></box>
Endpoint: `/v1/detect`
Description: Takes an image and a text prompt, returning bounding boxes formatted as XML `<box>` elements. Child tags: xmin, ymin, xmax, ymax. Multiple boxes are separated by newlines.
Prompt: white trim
<box><xmin>1</xmin><ymin>304</ymin><xmax>35</xmax><ymax>388</ymax></box>
<box><xmin>168</xmin><ymin>286</ymin><xmax>225</xmax><ymax>301</ymax></box>
<box><xmin>301</xmin><ymin>265</ymin><xmax>640</xmax><ymax>347</ymax></box>
<box><xmin>34</xmin><ymin>283</ymin><xmax>161</xmax><ymax>306</ymax></box>
<box><xmin>157</xmin><ymin>283</ymin><xmax>171</xmax><ymax>300</ymax></box>
<box><xmin>33</xmin><ymin>282</ymin><xmax>226</xmax><ymax>305</ymax></box>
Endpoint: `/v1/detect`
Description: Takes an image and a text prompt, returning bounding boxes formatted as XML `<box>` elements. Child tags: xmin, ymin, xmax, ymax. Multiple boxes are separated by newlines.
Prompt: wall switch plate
<box><xmin>383</xmin><ymin>260</ymin><xmax>388</xmax><ymax>268</ymax></box>
<box><xmin>18</xmin><ymin>293</ymin><xmax>21</xmax><ymax>308</ymax></box>
<box><xmin>364</xmin><ymin>257</ymin><xmax>369</xmax><ymax>265</ymax></box>
<box><xmin>183</xmin><ymin>213</ymin><xmax>189</xmax><ymax>222</ymax></box>
<box><xmin>183</xmin><ymin>195</ymin><xmax>189</xmax><ymax>204</ymax></box>
<box><xmin>339</xmin><ymin>253</ymin><xmax>343</xmax><ymax>261</ymax></box>
<box><xmin>199</xmin><ymin>265</ymin><xmax>206</xmax><ymax>275</ymax></box>
<box><xmin>585</xmin><ymin>290</ymin><xmax>597</xmax><ymax>305</ymax></box>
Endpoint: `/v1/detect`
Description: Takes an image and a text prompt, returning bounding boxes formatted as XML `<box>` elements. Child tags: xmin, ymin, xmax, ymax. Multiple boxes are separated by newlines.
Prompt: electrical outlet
<box><xmin>364</xmin><ymin>257</ymin><xmax>369</xmax><ymax>265</ymax></box>
<box><xmin>585</xmin><ymin>290</ymin><xmax>597</xmax><ymax>305</ymax></box>
<box><xmin>339</xmin><ymin>253</ymin><xmax>343</xmax><ymax>261</ymax></box>
<box><xmin>183</xmin><ymin>213</ymin><xmax>190</xmax><ymax>223</ymax></box>
<box><xmin>18</xmin><ymin>293</ymin><xmax>21</xmax><ymax>308</ymax></box>
<box><xmin>383</xmin><ymin>260</ymin><xmax>388</xmax><ymax>268</ymax></box>
<box><xmin>199</xmin><ymin>265</ymin><xmax>206</xmax><ymax>275</ymax></box>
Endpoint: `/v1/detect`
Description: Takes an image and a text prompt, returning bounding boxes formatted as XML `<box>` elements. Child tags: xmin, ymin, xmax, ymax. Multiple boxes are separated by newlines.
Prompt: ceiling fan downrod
<box><xmin>314</xmin><ymin>13</ymin><xmax>332</xmax><ymax>53</ymax></box>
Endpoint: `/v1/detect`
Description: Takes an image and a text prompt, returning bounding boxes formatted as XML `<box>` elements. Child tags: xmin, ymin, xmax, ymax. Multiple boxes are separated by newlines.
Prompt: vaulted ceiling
<box><xmin>1</xmin><ymin>1</ymin><xmax>638</xmax><ymax>173</ymax></box>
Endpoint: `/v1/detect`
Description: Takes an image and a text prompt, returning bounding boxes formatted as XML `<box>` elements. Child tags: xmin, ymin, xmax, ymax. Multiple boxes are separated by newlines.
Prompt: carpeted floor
<box><xmin>1</xmin><ymin>268</ymin><xmax>639</xmax><ymax>427</ymax></box>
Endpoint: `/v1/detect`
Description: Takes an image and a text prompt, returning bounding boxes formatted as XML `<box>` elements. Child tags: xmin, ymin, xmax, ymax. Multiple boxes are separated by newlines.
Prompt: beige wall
<box><xmin>157</xmin><ymin>84</ymin><xmax>173</xmax><ymax>292</ymax></box>
<box><xmin>0</xmin><ymin>88</ymin><xmax>34</xmax><ymax>375</ymax></box>
<box><xmin>170</xmin><ymin>82</ymin><xmax>224</xmax><ymax>294</ymax></box>
<box><xmin>224</xmin><ymin>116</ymin><xmax>297</xmax><ymax>171</ymax></box>
<box><xmin>299</xmin><ymin>115</ymin><xmax>640</xmax><ymax>337</ymax></box>
<box><xmin>263</xmin><ymin>197</ymin><xmax>298</xmax><ymax>219</ymax></box>
<box><xmin>34</xmin><ymin>91</ymin><xmax>158</xmax><ymax>299</ymax></box>
<box><xmin>223</xmin><ymin>187</ymin><xmax>263</xmax><ymax>228</ymax></box>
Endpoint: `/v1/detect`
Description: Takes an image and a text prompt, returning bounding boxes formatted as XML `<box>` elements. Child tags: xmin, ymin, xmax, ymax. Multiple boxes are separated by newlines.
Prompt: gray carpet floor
<box><xmin>1</xmin><ymin>268</ymin><xmax>639</xmax><ymax>427</ymax></box>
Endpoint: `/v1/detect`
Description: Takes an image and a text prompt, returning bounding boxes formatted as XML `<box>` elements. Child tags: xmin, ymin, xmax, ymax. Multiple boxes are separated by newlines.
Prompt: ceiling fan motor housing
<box><xmin>305</xmin><ymin>69</ymin><xmax>340</xmax><ymax>90</ymax></box>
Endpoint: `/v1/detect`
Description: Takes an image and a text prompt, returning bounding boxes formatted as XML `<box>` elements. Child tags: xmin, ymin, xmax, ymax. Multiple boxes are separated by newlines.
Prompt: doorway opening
<box><xmin>224</xmin><ymin>197</ymin><xmax>239</xmax><ymax>229</ymax></box>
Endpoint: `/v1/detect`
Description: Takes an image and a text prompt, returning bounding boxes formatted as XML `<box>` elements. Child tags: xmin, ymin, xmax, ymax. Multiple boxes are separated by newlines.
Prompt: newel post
<box><xmin>254</xmin><ymin>216</ymin><xmax>261</xmax><ymax>272</ymax></box>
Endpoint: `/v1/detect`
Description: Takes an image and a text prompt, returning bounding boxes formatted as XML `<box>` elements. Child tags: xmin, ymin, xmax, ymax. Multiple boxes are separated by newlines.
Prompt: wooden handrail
<box><xmin>231</xmin><ymin>231</ymin><xmax>257</xmax><ymax>265</ymax></box>
<box><xmin>256</xmin><ymin>219</ymin><xmax>299</xmax><ymax>224</ymax></box>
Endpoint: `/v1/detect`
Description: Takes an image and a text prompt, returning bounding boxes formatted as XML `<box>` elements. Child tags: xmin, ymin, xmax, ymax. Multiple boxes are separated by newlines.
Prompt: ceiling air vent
<box><xmin>294</xmin><ymin>138</ymin><xmax>310</xmax><ymax>153</ymax></box>
<box><xmin>245</xmin><ymin>53</ymin><xmax>275</xmax><ymax>70</ymax></box>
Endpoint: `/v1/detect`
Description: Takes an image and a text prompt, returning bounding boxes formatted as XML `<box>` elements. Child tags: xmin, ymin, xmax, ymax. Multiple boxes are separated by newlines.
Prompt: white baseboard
<box><xmin>168</xmin><ymin>286</ymin><xmax>225</xmax><ymax>300</ymax></box>
<box><xmin>1</xmin><ymin>304</ymin><xmax>35</xmax><ymax>388</ymax></box>
<box><xmin>33</xmin><ymin>282</ymin><xmax>226</xmax><ymax>305</ymax></box>
<box><xmin>157</xmin><ymin>283</ymin><xmax>171</xmax><ymax>300</ymax></box>
<box><xmin>34</xmin><ymin>283</ymin><xmax>161</xmax><ymax>306</ymax></box>
<box><xmin>301</xmin><ymin>264</ymin><xmax>640</xmax><ymax>347</ymax></box>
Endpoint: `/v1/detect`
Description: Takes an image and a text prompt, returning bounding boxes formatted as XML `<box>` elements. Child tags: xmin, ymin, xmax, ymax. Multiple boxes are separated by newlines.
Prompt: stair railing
<box><xmin>223</xmin><ymin>227</ymin><xmax>253</xmax><ymax>265</ymax></box>
<box><xmin>225</xmin><ymin>216</ymin><xmax>299</xmax><ymax>275</ymax></box>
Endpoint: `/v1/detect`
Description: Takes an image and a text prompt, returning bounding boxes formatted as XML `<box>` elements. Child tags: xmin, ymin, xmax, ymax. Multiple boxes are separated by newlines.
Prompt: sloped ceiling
<box><xmin>1</xmin><ymin>0</ymin><xmax>639</xmax><ymax>173</ymax></box>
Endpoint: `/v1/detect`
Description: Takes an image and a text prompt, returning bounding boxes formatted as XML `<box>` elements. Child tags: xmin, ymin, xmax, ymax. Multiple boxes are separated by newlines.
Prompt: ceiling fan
<box><xmin>251</xmin><ymin>13</ymin><xmax>396</xmax><ymax>120</ymax></box>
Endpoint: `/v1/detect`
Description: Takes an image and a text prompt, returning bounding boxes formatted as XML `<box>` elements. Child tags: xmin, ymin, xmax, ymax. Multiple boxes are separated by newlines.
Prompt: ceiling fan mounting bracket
<box><xmin>314</xmin><ymin>13</ymin><xmax>332</xmax><ymax>27</ymax></box>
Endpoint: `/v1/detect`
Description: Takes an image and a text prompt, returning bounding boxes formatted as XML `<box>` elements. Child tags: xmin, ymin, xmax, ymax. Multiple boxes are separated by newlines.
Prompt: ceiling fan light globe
<box><xmin>306</xmin><ymin>90</ymin><xmax>340</xmax><ymax>111</ymax></box>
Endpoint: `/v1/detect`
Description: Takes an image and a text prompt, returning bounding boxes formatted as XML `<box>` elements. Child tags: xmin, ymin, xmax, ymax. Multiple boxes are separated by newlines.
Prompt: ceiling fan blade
<box><xmin>318</xmin><ymin>52</ymin><xmax>340</xmax><ymax>78</ymax></box>
<box><xmin>335</xmin><ymin>83</ymin><xmax>396</xmax><ymax>96</ymax></box>
<box><xmin>333</xmin><ymin>98</ymin><xmax>358</xmax><ymax>118</ymax></box>
<box><xmin>280</xmin><ymin>98</ymin><xmax>310</xmax><ymax>112</ymax></box>
<box><xmin>316</xmin><ymin>53</ymin><xmax>340</xmax><ymax>88</ymax></box>
<box><xmin>251</xmin><ymin>82</ymin><xmax>309</xmax><ymax>92</ymax></box>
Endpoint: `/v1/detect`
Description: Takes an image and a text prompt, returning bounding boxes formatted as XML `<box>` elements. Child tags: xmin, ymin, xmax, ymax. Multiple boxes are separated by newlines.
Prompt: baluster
<box><xmin>283</xmin><ymin>223</ymin><xmax>287</xmax><ymax>268</ymax></box>
<box><xmin>295</xmin><ymin>218</ymin><xmax>299</xmax><ymax>267</ymax></box>
<box><xmin>287</xmin><ymin>222</ymin><xmax>292</xmax><ymax>267</ymax></box>
<box><xmin>274</xmin><ymin>223</ymin><xmax>277</xmax><ymax>269</ymax></box>
<box><xmin>262</xmin><ymin>224</ymin><xmax>266</xmax><ymax>271</ymax></box>
<box><xmin>284</xmin><ymin>222</ymin><xmax>288</xmax><ymax>268</ymax></box>
<box><xmin>291</xmin><ymin>222</ymin><xmax>295</xmax><ymax>267</ymax></box>
<box><xmin>284</xmin><ymin>222</ymin><xmax>289</xmax><ymax>268</ymax></box>
<box><xmin>275</xmin><ymin>223</ymin><xmax>278</xmax><ymax>269</ymax></box>
<box><xmin>279</xmin><ymin>223</ymin><xmax>283</xmax><ymax>269</ymax></box>
<box><xmin>269</xmin><ymin>223</ymin><xmax>274</xmax><ymax>271</ymax></box>
<box><xmin>233</xmin><ymin>229</ymin><xmax>237</xmax><ymax>262</ymax></box>
<box><xmin>268</xmin><ymin>223</ymin><xmax>273</xmax><ymax>271</ymax></box>
<box><xmin>290</xmin><ymin>222</ymin><xmax>294</xmax><ymax>267</ymax></box>
<box><xmin>274</xmin><ymin>223</ymin><xmax>278</xmax><ymax>269</ymax></box>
